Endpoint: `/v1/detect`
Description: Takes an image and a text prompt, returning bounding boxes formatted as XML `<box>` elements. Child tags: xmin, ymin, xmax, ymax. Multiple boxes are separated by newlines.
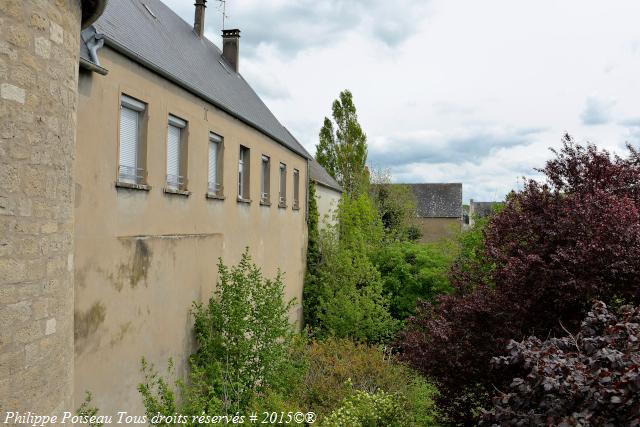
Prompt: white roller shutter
<box><xmin>208</xmin><ymin>133</ymin><xmax>221</xmax><ymax>192</ymax></box>
<box><xmin>167</xmin><ymin>124</ymin><xmax>181</xmax><ymax>187</ymax></box>
<box><xmin>119</xmin><ymin>106</ymin><xmax>139</xmax><ymax>182</ymax></box>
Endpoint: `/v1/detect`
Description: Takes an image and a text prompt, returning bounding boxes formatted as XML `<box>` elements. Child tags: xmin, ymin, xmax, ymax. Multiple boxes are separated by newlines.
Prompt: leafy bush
<box><xmin>397</xmin><ymin>137</ymin><xmax>640</xmax><ymax>423</ymax></box>
<box><xmin>481</xmin><ymin>301</ymin><xmax>640</xmax><ymax>426</ymax></box>
<box><xmin>369</xmin><ymin>169</ymin><xmax>420</xmax><ymax>242</ymax></box>
<box><xmin>138</xmin><ymin>250</ymin><xmax>295</xmax><ymax>421</ymax></box>
<box><xmin>306</xmin><ymin>193</ymin><xmax>398</xmax><ymax>343</ymax></box>
<box><xmin>310</xmin><ymin>238</ymin><xmax>399</xmax><ymax>342</ymax></box>
<box><xmin>337</xmin><ymin>192</ymin><xmax>384</xmax><ymax>251</ymax></box>
<box><xmin>372</xmin><ymin>242</ymin><xmax>453</xmax><ymax>319</ymax></box>
<box><xmin>252</xmin><ymin>337</ymin><xmax>441</xmax><ymax>425</ymax></box>
<box><xmin>448</xmin><ymin>214</ymin><xmax>495</xmax><ymax>295</ymax></box>
<box><xmin>322</xmin><ymin>389</ymin><xmax>408</xmax><ymax>427</ymax></box>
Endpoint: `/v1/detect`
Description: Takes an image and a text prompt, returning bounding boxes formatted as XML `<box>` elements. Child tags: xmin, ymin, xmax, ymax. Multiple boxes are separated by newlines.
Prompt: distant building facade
<box><xmin>468</xmin><ymin>199</ymin><xmax>501</xmax><ymax>227</ymax></box>
<box><xmin>408</xmin><ymin>183</ymin><xmax>463</xmax><ymax>243</ymax></box>
<box><xmin>309</xmin><ymin>159</ymin><xmax>342</xmax><ymax>228</ymax></box>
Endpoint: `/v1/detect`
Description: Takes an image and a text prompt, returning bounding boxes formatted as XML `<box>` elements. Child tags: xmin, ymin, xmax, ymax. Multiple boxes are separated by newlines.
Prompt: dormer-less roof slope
<box><xmin>309</xmin><ymin>159</ymin><xmax>342</xmax><ymax>193</ymax></box>
<box><xmin>407</xmin><ymin>183</ymin><xmax>462</xmax><ymax>218</ymax></box>
<box><xmin>87</xmin><ymin>0</ymin><xmax>311</xmax><ymax>159</ymax></box>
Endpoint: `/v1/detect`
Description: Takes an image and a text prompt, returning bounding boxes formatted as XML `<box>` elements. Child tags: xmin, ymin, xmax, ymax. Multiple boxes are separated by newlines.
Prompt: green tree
<box><xmin>307</xmin><ymin>193</ymin><xmax>398</xmax><ymax>343</ymax></box>
<box><xmin>316</xmin><ymin>90</ymin><xmax>368</xmax><ymax>196</ymax></box>
<box><xmin>369</xmin><ymin>168</ymin><xmax>420</xmax><ymax>242</ymax></box>
<box><xmin>372</xmin><ymin>242</ymin><xmax>454</xmax><ymax>319</ymax></box>
<box><xmin>303</xmin><ymin>181</ymin><xmax>321</xmax><ymax>327</ymax></box>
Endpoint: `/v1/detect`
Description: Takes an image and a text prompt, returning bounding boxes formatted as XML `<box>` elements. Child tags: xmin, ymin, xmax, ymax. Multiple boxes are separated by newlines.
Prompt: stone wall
<box><xmin>0</xmin><ymin>0</ymin><xmax>82</xmax><ymax>416</ymax></box>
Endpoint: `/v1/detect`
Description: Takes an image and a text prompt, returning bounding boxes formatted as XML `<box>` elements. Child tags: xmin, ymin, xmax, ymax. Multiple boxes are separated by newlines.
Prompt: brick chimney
<box><xmin>222</xmin><ymin>29</ymin><xmax>240</xmax><ymax>72</ymax></box>
<box><xmin>194</xmin><ymin>0</ymin><xmax>207</xmax><ymax>37</ymax></box>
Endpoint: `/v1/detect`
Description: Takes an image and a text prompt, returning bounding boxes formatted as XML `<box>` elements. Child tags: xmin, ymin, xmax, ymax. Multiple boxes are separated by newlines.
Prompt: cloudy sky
<box><xmin>165</xmin><ymin>0</ymin><xmax>640</xmax><ymax>202</ymax></box>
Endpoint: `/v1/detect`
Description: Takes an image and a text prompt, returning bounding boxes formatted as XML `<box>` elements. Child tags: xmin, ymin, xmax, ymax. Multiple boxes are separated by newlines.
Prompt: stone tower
<box><xmin>0</xmin><ymin>0</ymin><xmax>106</xmax><ymax>416</ymax></box>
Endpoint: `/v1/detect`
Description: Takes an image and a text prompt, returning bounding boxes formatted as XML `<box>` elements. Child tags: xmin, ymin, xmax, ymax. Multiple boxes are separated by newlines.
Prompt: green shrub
<box><xmin>322</xmin><ymin>389</ymin><xmax>407</xmax><ymax>427</ymax></box>
<box><xmin>138</xmin><ymin>249</ymin><xmax>295</xmax><ymax>422</ymax></box>
<box><xmin>312</xmin><ymin>239</ymin><xmax>399</xmax><ymax>343</ymax></box>
<box><xmin>251</xmin><ymin>337</ymin><xmax>441</xmax><ymax>424</ymax></box>
<box><xmin>372</xmin><ymin>242</ymin><xmax>454</xmax><ymax>319</ymax></box>
<box><xmin>305</xmin><ymin>193</ymin><xmax>398</xmax><ymax>343</ymax></box>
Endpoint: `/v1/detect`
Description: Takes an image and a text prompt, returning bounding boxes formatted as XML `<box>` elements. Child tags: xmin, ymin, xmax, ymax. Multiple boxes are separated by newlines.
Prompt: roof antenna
<box><xmin>214</xmin><ymin>0</ymin><xmax>229</xmax><ymax>30</ymax></box>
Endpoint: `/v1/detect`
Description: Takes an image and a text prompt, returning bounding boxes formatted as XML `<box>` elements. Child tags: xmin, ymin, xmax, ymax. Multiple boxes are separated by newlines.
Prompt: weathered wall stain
<box><xmin>130</xmin><ymin>239</ymin><xmax>151</xmax><ymax>288</ymax></box>
<box><xmin>109</xmin><ymin>321</ymin><xmax>132</xmax><ymax>347</ymax></box>
<box><xmin>74</xmin><ymin>302</ymin><xmax>106</xmax><ymax>341</ymax></box>
<box><xmin>105</xmin><ymin>239</ymin><xmax>153</xmax><ymax>291</ymax></box>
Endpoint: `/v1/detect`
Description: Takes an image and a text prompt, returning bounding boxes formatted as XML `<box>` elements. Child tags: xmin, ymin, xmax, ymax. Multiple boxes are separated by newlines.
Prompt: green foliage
<box><xmin>313</xmin><ymin>234</ymin><xmax>399</xmax><ymax>343</ymax></box>
<box><xmin>138</xmin><ymin>359</ymin><xmax>183</xmax><ymax>426</ymax></box>
<box><xmin>322</xmin><ymin>389</ymin><xmax>408</xmax><ymax>427</ymax></box>
<box><xmin>316</xmin><ymin>90</ymin><xmax>368</xmax><ymax>196</ymax></box>
<box><xmin>138</xmin><ymin>250</ymin><xmax>295</xmax><ymax>421</ymax></box>
<box><xmin>251</xmin><ymin>338</ymin><xmax>441</xmax><ymax>425</ymax></box>
<box><xmin>372</xmin><ymin>242</ymin><xmax>454</xmax><ymax>319</ymax></box>
<box><xmin>303</xmin><ymin>181</ymin><xmax>321</xmax><ymax>327</ymax></box>
<box><xmin>370</xmin><ymin>169</ymin><xmax>420</xmax><ymax>242</ymax></box>
<box><xmin>336</xmin><ymin>193</ymin><xmax>384</xmax><ymax>251</ymax></box>
<box><xmin>75</xmin><ymin>391</ymin><xmax>104</xmax><ymax>427</ymax></box>
<box><xmin>449</xmin><ymin>210</ymin><xmax>497</xmax><ymax>294</ymax></box>
<box><xmin>192</xmin><ymin>250</ymin><xmax>295</xmax><ymax>411</ymax></box>
<box><xmin>305</xmin><ymin>192</ymin><xmax>398</xmax><ymax>342</ymax></box>
<box><xmin>306</xmin><ymin>181</ymin><xmax>321</xmax><ymax>271</ymax></box>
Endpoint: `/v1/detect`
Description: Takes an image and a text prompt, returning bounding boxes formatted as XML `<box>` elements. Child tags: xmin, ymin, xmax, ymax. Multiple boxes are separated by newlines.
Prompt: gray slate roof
<box><xmin>406</xmin><ymin>183</ymin><xmax>462</xmax><ymax>218</ymax></box>
<box><xmin>84</xmin><ymin>0</ymin><xmax>311</xmax><ymax>159</ymax></box>
<box><xmin>309</xmin><ymin>159</ymin><xmax>342</xmax><ymax>192</ymax></box>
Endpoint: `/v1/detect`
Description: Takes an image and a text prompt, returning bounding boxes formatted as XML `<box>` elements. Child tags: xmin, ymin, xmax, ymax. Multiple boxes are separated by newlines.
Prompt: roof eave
<box><xmin>313</xmin><ymin>179</ymin><xmax>343</xmax><ymax>193</ymax></box>
<box><xmin>101</xmin><ymin>38</ymin><xmax>311</xmax><ymax>160</ymax></box>
<box><xmin>80</xmin><ymin>57</ymin><xmax>109</xmax><ymax>75</ymax></box>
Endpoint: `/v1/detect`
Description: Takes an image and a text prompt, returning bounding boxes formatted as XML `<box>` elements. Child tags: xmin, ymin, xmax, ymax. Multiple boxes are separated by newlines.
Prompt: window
<box><xmin>261</xmin><ymin>155</ymin><xmax>270</xmax><ymax>204</ymax></box>
<box><xmin>208</xmin><ymin>133</ymin><xmax>223</xmax><ymax>196</ymax></box>
<box><xmin>166</xmin><ymin>115</ymin><xmax>187</xmax><ymax>190</ymax></box>
<box><xmin>238</xmin><ymin>146</ymin><xmax>250</xmax><ymax>200</ymax></box>
<box><xmin>293</xmin><ymin>168</ymin><xmax>300</xmax><ymax>209</ymax></box>
<box><xmin>118</xmin><ymin>95</ymin><xmax>146</xmax><ymax>184</ymax></box>
<box><xmin>279</xmin><ymin>163</ymin><xmax>287</xmax><ymax>207</ymax></box>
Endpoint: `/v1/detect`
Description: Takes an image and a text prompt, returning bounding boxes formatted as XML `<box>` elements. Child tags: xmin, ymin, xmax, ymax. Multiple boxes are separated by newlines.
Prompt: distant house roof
<box><xmin>406</xmin><ymin>183</ymin><xmax>463</xmax><ymax>218</ymax></box>
<box><xmin>80</xmin><ymin>0</ymin><xmax>311</xmax><ymax>160</ymax></box>
<box><xmin>309</xmin><ymin>159</ymin><xmax>342</xmax><ymax>192</ymax></box>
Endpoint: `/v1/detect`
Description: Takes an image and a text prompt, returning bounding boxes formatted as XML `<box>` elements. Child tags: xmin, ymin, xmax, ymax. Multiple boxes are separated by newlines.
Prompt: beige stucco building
<box><xmin>72</xmin><ymin>0</ymin><xmax>311</xmax><ymax>415</ymax></box>
<box><xmin>309</xmin><ymin>159</ymin><xmax>342</xmax><ymax>228</ymax></box>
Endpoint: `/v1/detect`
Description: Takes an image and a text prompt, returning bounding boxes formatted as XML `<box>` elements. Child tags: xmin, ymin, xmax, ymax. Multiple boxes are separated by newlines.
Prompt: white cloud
<box><xmin>581</xmin><ymin>96</ymin><xmax>616</xmax><ymax>125</ymax></box>
<box><xmin>163</xmin><ymin>0</ymin><xmax>640</xmax><ymax>202</ymax></box>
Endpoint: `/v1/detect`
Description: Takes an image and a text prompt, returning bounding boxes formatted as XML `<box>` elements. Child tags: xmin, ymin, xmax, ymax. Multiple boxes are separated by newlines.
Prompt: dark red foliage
<box><xmin>397</xmin><ymin>136</ymin><xmax>640</xmax><ymax>424</ymax></box>
<box><xmin>481</xmin><ymin>301</ymin><xmax>640</xmax><ymax>426</ymax></box>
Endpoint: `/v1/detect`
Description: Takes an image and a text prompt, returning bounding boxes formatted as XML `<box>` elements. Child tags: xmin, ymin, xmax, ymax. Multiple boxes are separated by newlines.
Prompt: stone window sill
<box><xmin>237</xmin><ymin>197</ymin><xmax>252</xmax><ymax>204</ymax></box>
<box><xmin>260</xmin><ymin>200</ymin><xmax>271</xmax><ymax>207</ymax></box>
<box><xmin>278</xmin><ymin>203</ymin><xmax>287</xmax><ymax>209</ymax></box>
<box><xmin>115</xmin><ymin>181</ymin><xmax>151</xmax><ymax>191</ymax></box>
<box><xmin>206</xmin><ymin>192</ymin><xmax>225</xmax><ymax>201</ymax></box>
<box><xmin>292</xmin><ymin>205</ymin><xmax>301</xmax><ymax>211</ymax></box>
<box><xmin>163</xmin><ymin>187</ymin><xmax>191</xmax><ymax>197</ymax></box>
